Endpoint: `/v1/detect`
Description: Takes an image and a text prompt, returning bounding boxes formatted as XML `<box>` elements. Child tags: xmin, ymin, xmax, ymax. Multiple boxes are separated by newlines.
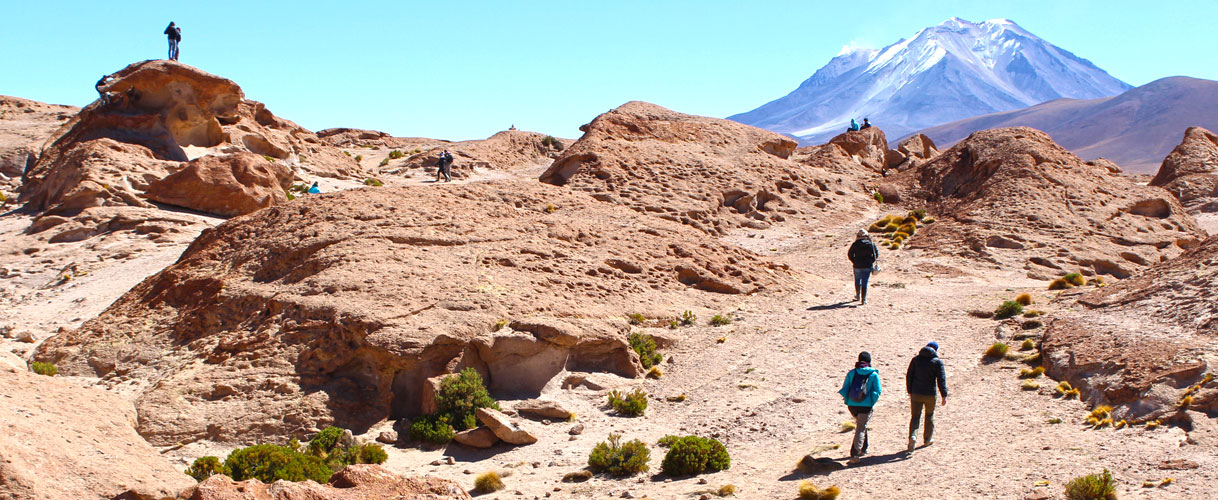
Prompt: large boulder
<box><xmin>475</xmin><ymin>407</ymin><xmax>538</xmax><ymax>445</ymax></box>
<box><xmin>181</xmin><ymin>464</ymin><xmax>472</xmax><ymax>500</ymax></box>
<box><xmin>1150</xmin><ymin>127</ymin><xmax>1218</xmax><ymax>212</ymax></box>
<box><xmin>1042</xmin><ymin>235</ymin><xmax>1218</xmax><ymax>420</ymax></box>
<box><xmin>34</xmin><ymin>181</ymin><xmax>788</xmax><ymax>445</ymax></box>
<box><xmin>0</xmin><ymin>95</ymin><xmax>78</xmax><ymax>190</ymax></box>
<box><xmin>0</xmin><ymin>364</ymin><xmax>194</xmax><ymax>500</ymax></box>
<box><xmin>897</xmin><ymin>133</ymin><xmax>938</xmax><ymax>160</ymax></box>
<box><xmin>894</xmin><ymin>127</ymin><xmax>1204</xmax><ymax>279</ymax></box>
<box><xmin>145</xmin><ymin>152</ymin><xmax>291</xmax><ymax>216</ymax></box>
<box><xmin>540</xmin><ymin>101</ymin><xmax>872</xmax><ymax>235</ymax></box>
<box><xmin>793</xmin><ymin>127</ymin><xmax>907</xmax><ymax>176</ymax></box>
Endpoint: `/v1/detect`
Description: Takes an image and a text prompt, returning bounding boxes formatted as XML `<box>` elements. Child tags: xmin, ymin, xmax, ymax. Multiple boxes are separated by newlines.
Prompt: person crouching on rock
<box><xmin>848</xmin><ymin>229</ymin><xmax>879</xmax><ymax>304</ymax></box>
<box><xmin>861</xmin><ymin>118</ymin><xmax>872</xmax><ymax>129</ymax></box>
<box><xmin>164</xmin><ymin>22</ymin><xmax>181</xmax><ymax>61</ymax></box>
<box><xmin>839</xmin><ymin>351</ymin><xmax>882</xmax><ymax>464</ymax></box>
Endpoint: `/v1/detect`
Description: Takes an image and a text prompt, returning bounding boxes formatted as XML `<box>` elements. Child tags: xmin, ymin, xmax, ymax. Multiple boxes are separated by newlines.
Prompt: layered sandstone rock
<box><xmin>35</xmin><ymin>181</ymin><xmax>788</xmax><ymax>445</ymax></box>
<box><xmin>0</xmin><ymin>365</ymin><xmax>194</xmax><ymax>500</ymax></box>
<box><xmin>181</xmin><ymin>464</ymin><xmax>471</xmax><ymax>500</ymax></box>
<box><xmin>894</xmin><ymin>127</ymin><xmax>1203</xmax><ymax>279</ymax></box>
<box><xmin>897</xmin><ymin>133</ymin><xmax>938</xmax><ymax>160</ymax></box>
<box><xmin>0</xmin><ymin>96</ymin><xmax>76</xmax><ymax>189</ymax></box>
<box><xmin>1042</xmin><ymin>235</ymin><xmax>1218</xmax><ymax>420</ymax></box>
<box><xmin>19</xmin><ymin>60</ymin><xmax>359</xmax><ymax>222</ymax></box>
<box><xmin>540</xmin><ymin>101</ymin><xmax>872</xmax><ymax>235</ymax></box>
<box><xmin>1150</xmin><ymin>127</ymin><xmax>1218</xmax><ymax>212</ymax></box>
<box><xmin>384</xmin><ymin>130</ymin><xmax>566</xmax><ymax>179</ymax></box>
<box><xmin>145</xmin><ymin>152</ymin><xmax>292</xmax><ymax>216</ymax></box>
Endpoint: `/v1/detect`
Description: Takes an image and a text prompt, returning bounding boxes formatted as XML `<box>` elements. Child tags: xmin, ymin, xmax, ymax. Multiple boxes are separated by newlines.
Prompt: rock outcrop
<box><xmin>1042</xmin><ymin>235</ymin><xmax>1218</xmax><ymax>420</ymax></box>
<box><xmin>0</xmin><ymin>364</ymin><xmax>194</xmax><ymax>500</ymax></box>
<box><xmin>0</xmin><ymin>96</ymin><xmax>76</xmax><ymax>189</ymax></box>
<box><xmin>894</xmin><ymin>127</ymin><xmax>1203</xmax><ymax>279</ymax></box>
<box><xmin>540</xmin><ymin>101</ymin><xmax>873</xmax><ymax>235</ymax></box>
<box><xmin>897</xmin><ymin>133</ymin><xmax>938</xmax><ymax>160</ymax></box>
<box><xmin>1150</xmin><ymin>127</ymin><xmax>1218</xmax><ymax>212</ymax></box>
<box><xmin>19</xmin><ymin>60</ymin><xmax>359</xmax><ymax>222</ymax></box>
<box><xmin>182</xmin><ymin>465</ymin><xmax>472</xmax><ymax>500</ymax></box>
<box><xmin>34</xmin><ymin>181</ymin><xmax>788</xmax><ymax>445</ymax></box>
<box><xmin>383</xmin><ymin>130</ymin><xmax>565</xmax><ymax>180</ymax></box>
<box><xmin>793</xmin><ymin>127</ymin><xmax>908</xmax><ymax>178</ymax></box>
<box><xmin>145</xmin><ymin>152</ymin><xmax>292</xmax><ymax>216</ymax></box>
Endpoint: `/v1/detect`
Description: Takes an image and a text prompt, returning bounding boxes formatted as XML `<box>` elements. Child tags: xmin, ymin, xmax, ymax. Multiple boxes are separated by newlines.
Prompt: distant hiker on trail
<box><xmin>164</xmin><ymin>22</ymin><xmax>182</xmax><ymax>61</ymax></box>
<box><xmin>906</xmin><ymin>341</ymin><xmax>948</xmax><ymax>452</ymax></box>
<box><xmin>436</xmin><ymin>150</ymin><xmax>454</xmax><ymax>182</ymax></box>
<box><xmin>848</xmin><ymin>229</ymin><xmax>879</xmax><ymax>304</ymax></box>
<box><xmin>861</xmin><ymin>118</ymin><xmax>872</xmax><ymax>129</ymax></box>
<box><xmin>848</xmin><ymin>118</ymin><xmax>860</xmax><ymax>132</ymax></box>
<box><xmin>307</xmin><ymin>181</ymin><xmax>321</xmax><ymax>194</ymax></box>
<box><xmin>839</xmin><ymin>351</ymin><xmax>882</xmax><ymax>464</ymax></box>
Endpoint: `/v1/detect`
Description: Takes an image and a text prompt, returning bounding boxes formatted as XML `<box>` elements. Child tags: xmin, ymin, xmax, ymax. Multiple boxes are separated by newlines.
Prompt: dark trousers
<box><xmin>169</xmin><ymin>39</ymin><xmax>179</xmax><ymax>60</ymax></box>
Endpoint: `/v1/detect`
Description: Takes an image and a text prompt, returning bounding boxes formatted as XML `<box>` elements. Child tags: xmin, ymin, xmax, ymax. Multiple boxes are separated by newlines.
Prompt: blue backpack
<box><xmin>848</xmin><ymin>371</ymin><xmax>872</xmax><ymax>402</ymax></box>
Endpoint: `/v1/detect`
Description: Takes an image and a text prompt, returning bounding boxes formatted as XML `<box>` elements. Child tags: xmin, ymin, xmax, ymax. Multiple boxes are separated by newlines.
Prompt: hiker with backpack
<box><xmin>838</xmin><ymin>351</ymin><xmax>882</xmax><ymax>464</ymax></box>
<box><xmin>906</xmin><ymin>341</ymin><xmax>947</xmax><ymax>452</ymax></box>
<box><xmin>848</xmin><ymin>229</ymin><xmax>879</xmax><ymax>304</ymax></box>
<box><xmin>435</xmin><ymin>150</ymin><xmax>454</xmax><ymax>182</ymax></box>
<box><xmin>164</xmin><ymin>22</ymin><xmax>182</xmax><ymax>61</ymax></box>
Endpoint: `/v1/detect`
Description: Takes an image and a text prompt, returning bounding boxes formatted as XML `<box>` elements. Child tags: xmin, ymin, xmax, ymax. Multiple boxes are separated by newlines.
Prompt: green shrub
<box><xmin>388</xmin><ymin>150</ymin><xmax>405</xmax><ymax>159</ymax></box>
<box><xmin>185</xmin><ymin>456</ymin><xmax>227</xmax><ymax>482</ymax></box>
<box><xmin>608</xmin><ymin>388</ymin><xmax>647</xmax><ymax>417</ymax></box>
<box><xmin>709</xmin><ymin>314</ymin><xmax>732</xmax><ymax>326</ymax></box>
<box><xmin>378</xmin><ymin>158</ymin><xmax>389</xmax><ymax>167</ymax></box>
<box><xmin>587</xmin><ymin>433</ymin><xmax>651</xmax><ymax>476</ymax></box>
<box><xmin>1020</xmin><ymin>339</ymin><xmax>1036</xmax><ymax>351</ymax></box>
<box><xmin>1064</xmin><ymin>272</ymin><xmax>1086</xmax><ymax>287</ymax></box>
<box><xmin>343</xmin><ymin>443</ymin><xmax>387</xmax><ymax>465</ymax></box>
<box><xmin>661</xmin><ymin>435</ymin><xmax>730</xmax><ymax>476</ymax></box>
<box><xmin>262</xmin><ymin>155</ymin><xmax>275</xmax><ymax>162</ymax></box>
<box><xmin>627</xmin><ymin>313</ymin><xmax>646</xmax><ymax>325</ymax></box>
<box><xmin>680</xmin><ymin>310</ymin><xmax>697</xmax><ymax>325</ymax></box>
<box><xmin>1064</xmin><ymin>469</ymin><xmax>1117</xmax><ymax>500</ymax></box>
<box><xmin>354</xmin><ymin>155</ymin><xmax>363</xmax><ymax>162</ymax></box>
<box><xmin>30</xmin><ymin>362</ymin><xmax>57</xmax><ymax>376</ymax></box>
<box><xmin>628</xmin><ymin>332</ymin><xmax>663</xmax><ymax>369</ymax></box>
<box><xmin>364</xmin><ymin>178</ymin><xmax>384</xmax><ymax>186</ymax></box>
<box><xmin>873</xmin><ymin>191</ymin><xmax>884</xmax><ymax>203</ymax></box>
<box><xmin>474</xmin><ymin>471</ymin><xmax>505</xmax><ymax>492</ymax></box>
<box><xmin>541</xmin><ymin>136</ymin><xmax>565</xmax><ymax>150</ymax></box>
<box><xmin>307</xmin><ymin>427</ymin><xmax>344</xmax><ymax>459</ymax></box>
<box><xmin>436</xmin><ymin>367</ymin><xmax>499</xmax><ymax>431</ymax></box>
<box><xmin>223</xmin><ymin>444</ymin><xmax>331</xmax><ymax>483</ymax></box>
<box><xmin>897</xmin><ymin>223</ymin><xmax>917</xmax><ymax>235</ymax></box>
<box><xmin>985</xmin><ymin>342</ymin><xmax>1009</xmax><ymax>358</ymax></box>
<box><xmin>994</xmin><ymin>300</ymin><xmax>1024</xmax><ymax>319</ymax></box>
<box><xmin>1049</xmin><ymin>278</ymin><xmax>1073</xmax><ymax>290</ymax></box>
<box><xmin>908</xmin><ymin>209</ymin><xmax>927</xmax><ymax>221</ymax></box>
<box><xmin>657</xmin><ymin>435</ymin><xmax>680</xmax><ymax>447</ymax></box>
<box><xmin>409</xmin><ymin>413</ymin><xmax>456</xmax><ymax>444</ymax></box>
<box><xmin>799</xmin><ymin>481</ymin><xmax>841</xmax><ymax>500</ymax></box>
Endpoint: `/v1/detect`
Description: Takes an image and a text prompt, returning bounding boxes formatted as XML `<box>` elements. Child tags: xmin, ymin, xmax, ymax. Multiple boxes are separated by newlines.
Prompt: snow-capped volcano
<box><xmin>729</xmin><ymin>18</ymin><xmax>1131</xmax><ymax>145</ymax></box>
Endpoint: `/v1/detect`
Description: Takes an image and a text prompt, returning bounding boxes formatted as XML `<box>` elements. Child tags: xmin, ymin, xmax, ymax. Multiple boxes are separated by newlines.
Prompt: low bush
<box><xmin>1023</xmin><ymin>310</ymin><xmax>1043</xmax><ymax>318</ymax></box>
<box><xmin>1048</xmin><ymin>278</ymin><xmax>1072</xmax><ymax>290</ymax></box>
<box><xmin>30</xmin><ymin>362</ymin><xmax>57</xmax><ymax>376</ymax></box>
<box><xmin>1015</xmin><ymin>293</ymin><xmax>1033</xmax><ymax>306</ymax></box>
<box><xmin>343</xmin><ymin>443</ymin><xmax>388</xmax><ymax>465</ymax></box>
<box><xmin>1145</xmin><ymin>419</ymin><xmax>1161</xmax><ymax>430</ymax></box>
<box><xmin>388</xmin><ymin>150</ymin><xmax>404</xmax><ymax>159</ymax></box>
<box><xmin>908</xmin><ymin>209</ymin><xmax>927</xmax><ymax>220</ymax></box>
<box><xmin>354</xmin><ymin>155</ymin><xmax>363</xmax><ymax>162</ymax></box>
<box><xmin>1019</xmin><ymin>367</ymin><xmax>1045</xmax><ymax>379</ymax></box>
<box><xmin>1022</xmin><ymin>320</ymin><xmax>1043</xmax><ymax>330</ymax></box>
<box><xmin>185</xmin><ymin>456</ymin><xmax>226</xmax><ymax>482</ymax></box>
<box><xmin>709</xmin><ymin>314</ymin><xmax>732</xmax><ymax>326</ymax></box>
<box><xmin>608</xmin><ymin>389</ymin><xmax>647</xmax><ymax>417</ymax></box>
<box><xmin>223</xmin><ymin>444</ymin><xmax>331</xmax><ymax>483</ymax></box>
<box><xmin>994</xmin><ymin>300</ymin><xmax>1024</xmax><ymax>319</ymax></box>
<box><xmin>587</xmin><ymin>433</ymin><xmax>651</xmax><ymax>476</ymax></box>
<box><xmin>1064</xmin><ymin>272</ymin><xmax>1086</xmax><ymax>287</ymax></box>
<box><xmin>660</xmin><ymin>435</ymin><xmax>730</xmax><ymax>476</ymax></box>
<box><xmin>377</xmin><ymin>158</ymin><xmax>389</xmax><ymax>167</ymax></box>
<box><xmin>873</xmin><ymin>191</ymin><xmax>884</xmax><ymax>203</ymax></box>
<box><xmin>647</xmin><ymin>366</ymin><xmax>664</xmax><ymax>378</ymax></box>
<box><xmin>1021</xmin><ymin>380</ymin><xmax>1040</xmax><ymax>390</ymax></box>
<box><xmin>717</xmin><ymin>484</ymin><xmax>737</xmax><ymax>496</ymax></box>
<box><xmin>798</xmin><ymin>481</ymin><xmax>841</xmax><ymax>500</ymax></box>
<box><xmin>541</xmin><ymin>136</ymin><xmax>565</xmax><ymax>150</ymax></box>
<box><xmin>680</xmin><ymin>310</ymin><xmax>697</xmax><ymax>325</ymax></box>
<box><xmin>628</xmin><ymin>332</ymin><xmax>663</xmax><ymax>369</ymax></box>
<box><xmin>627</xmin><ymin>313</ymin><xmax>646</xmax><ymax>325</ymax></box>
<box><xmin>409</xmin><ymin>413</ymin><xmax>456</xmax><ymax>444</ymax></box>
<box><xmin>474</xmin><ymin>471</ymin><xmax>505</xmax><ymax>493</ymax></box>
<box><xmin>436</xmin><ymin>367</ymin><xmax>499</xmax><ymax>432</ymax></box>
<box><xmin>840</xmin><ymin>420</ymin><xmax>856</xmax><ymax>432</ymax></box>
<box><xmin>1064</xmin><ymin>469</ymin><xmax>1117</xmax><ymax>500</ymax></box>
<box><xmin>1020</xmin><ymin>339</ymin><xmax>1036</xmax><ymax>351</ymax></box>
<box><xmin>657</xmin><ymin>435</ymin><xmax>680</xmax><ymax>447</ymax></box>
<box><xmin>984</xmin><ymin>342</ymin><xmax>1009</xmax><ymax>358</ymax></box>
<box><xmin>897</xmin><ymin>223</ymin><xmax>917</xmax><ymax>235</ymax></box>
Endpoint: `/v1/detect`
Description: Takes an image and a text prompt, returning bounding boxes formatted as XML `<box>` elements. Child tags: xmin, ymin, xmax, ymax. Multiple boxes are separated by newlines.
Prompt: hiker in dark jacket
<box><xmin>847</xmin><ymin>229</ymin><xmax>879</xmax><ymax>304</ymax></box>
<box><xmin>906</xmin><ymin>341</ymin><xmax>947</xmax><ymax>451</ymax></box>
<box><xmin>436</xmin><ymin>150</ymin><xmax>453</xmax><ymax>182</ymax></box>
<box><xmin>838</xmin><ymin>351</ymin><xmax>882</xmax><ymax>464</ymax></box>
<box><xmin>861</xmin><ymin>118</ymin><xmax>872</xmax><ymax>129</ymax></box>
<box><xmin>164</xmin><ymin>22</ymin><xmax>182</xmax><ymax>61</ymax></box>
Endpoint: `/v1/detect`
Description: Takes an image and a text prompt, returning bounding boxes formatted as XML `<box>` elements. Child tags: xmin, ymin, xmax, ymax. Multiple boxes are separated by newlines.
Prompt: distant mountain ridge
<box><xmin>729</xmin><ymin>18</ymin><xmax>1131</xmax><ymax>145</ymax></box>
<box><xmin>914</xmin><ymin>76</ymin><xmax>1218</xmax><ymax>174</ymax></box>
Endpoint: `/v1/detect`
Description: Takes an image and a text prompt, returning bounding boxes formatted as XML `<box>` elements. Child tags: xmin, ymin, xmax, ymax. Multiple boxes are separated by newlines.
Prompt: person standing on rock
<box><xmin>164</xmin><ymin>22</ymin><xmax>182</xmax><ymax>61</ymax></box>
<box><xmin>839</xmin><ymin>351</ymin><xmax>882</xmax><ymax>464</ymax></box>
<box><xmin>906</xmin><ymin>341</ymin><xmax>947</xmax><ymax>452</ymax></box>
<box><xmin>848</xmin><ymin>229</ymin><xmax>879</xmax><ymax>304</ymax></box>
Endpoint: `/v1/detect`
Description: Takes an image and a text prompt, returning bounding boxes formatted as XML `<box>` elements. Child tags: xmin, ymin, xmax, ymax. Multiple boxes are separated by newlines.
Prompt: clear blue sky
<box><xmin>3</xmin><ymin>0</ymin><xmax>1214</xmax><ymax>141</ymax></box>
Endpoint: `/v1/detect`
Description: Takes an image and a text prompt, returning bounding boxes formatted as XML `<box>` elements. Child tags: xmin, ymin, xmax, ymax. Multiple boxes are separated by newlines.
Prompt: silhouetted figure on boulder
<box><xmin>164</xmin><ymin>22</ymin><xmax>182</xmax><ymax>61</ymax></box>
<box><xmin>861</xmin><ymin>118</ymin><xmax>872</xmax><ymax>129</ymax></box>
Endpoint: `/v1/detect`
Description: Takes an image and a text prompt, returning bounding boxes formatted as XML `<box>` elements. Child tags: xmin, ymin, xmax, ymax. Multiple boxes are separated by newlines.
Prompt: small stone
<box><xmin>376</xmin><ymin>430</ymin><xmax>398</xmax><ymax>444</ymax></box>
<box><xmin>430</xmin><ymin>460</ymin><xmax>444</xmax><ymax>466</ymax></box>
<box><xmin>446</xmin><ymin>456</ymin><xmax>455</xmax><ymax>465</ymax></box>
<box><xmin>569</xmin><ymin>423</ymin><xmax>585</xmax><ymax>435</ymax></box>
<box><xmin>697</xmin><ymin>478</ymin><xmax>708</xmax><ymax>484</ymax></box>
<box><xmin>532</xmin><ymin>461</ymin><xmax>541</xmax><ymax>468</ymax></box>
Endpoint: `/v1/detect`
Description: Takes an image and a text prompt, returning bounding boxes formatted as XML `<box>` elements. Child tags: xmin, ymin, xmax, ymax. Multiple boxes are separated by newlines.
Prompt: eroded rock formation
<box><xmin>1150</xmin><ymin>126</ymin><xmax>1218</xmax><ymax>212</ymax></box>
<box><xmin>34</xmin><ymin>181</ymin><xmax>788</xmax><ymax>445</ymax></box>
<box><xmin>145</xmin><ymin>152</ymin><xmax>292</xmax><ymax>217</ymax></box>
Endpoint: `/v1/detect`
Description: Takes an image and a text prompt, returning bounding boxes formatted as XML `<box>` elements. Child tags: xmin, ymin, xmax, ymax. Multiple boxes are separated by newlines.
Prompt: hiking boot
<box><xmin>907</xmin><ymin>437</ymin><xmax>916</xmax><ymax>452</ymax></box>
<box><xmin>924</xmin><ymin>439</ymin><xmax>934</xmax><ymax>447</ymax></box>
<box><xmin>847</xmin><ymin>456</ymin><xmax>860</xmax><ymax>465</ymax></box>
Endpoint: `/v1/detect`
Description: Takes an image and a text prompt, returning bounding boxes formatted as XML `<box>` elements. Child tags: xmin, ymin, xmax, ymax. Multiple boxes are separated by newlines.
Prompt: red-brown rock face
<box><xmin>145</xmin><ymin>152</ymin><xmax>291</xmax><ymax>216</ymax></box>
<box><xmin>896</xmin><ymin>127</ymin><xmax>1204</xmax><ymax>279</ymax></box>
<box><xmin>540</xmin><ymin>101</ymin><xmax>871</xmax><ymax>235</ymax></box>
<box><xmin>1042</xmin><ymin>235</ymin><xmax>1218</xmax><ymax>419</ymax></box>
<box><xmin>34</xmin><ymin>181</ymin><xmax>789</xmax><ymax>445</ymax></box>
<box><xmin>1150</xmin><ymin>127</ymin><xmax>1218</xmax><ymax>212</ymax></box>
<box><xmin>182</xmin><ymin>465</ymin><xmax>471</xmax><ymax>500</ymax></box>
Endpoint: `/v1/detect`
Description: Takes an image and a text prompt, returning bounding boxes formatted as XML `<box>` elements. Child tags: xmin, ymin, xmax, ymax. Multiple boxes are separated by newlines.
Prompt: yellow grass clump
<box><xmin>1015</xmin><ymin>293</ymin><xmax>1033</xmax><ymax>306</ymax></box>
<box><xmin>985</xmin><ymin>342</ymin><xmax>1009</xmax><ymax>358</ymax></box>
<box><xmin>474</xmin><ymin>471</ymin><xmax>505</xmax><ymax>493</ymax></box>
<box><xmin>798</xmin><ymin>481</ymin><xmax>841</xmax><ymax>500</ymax></box>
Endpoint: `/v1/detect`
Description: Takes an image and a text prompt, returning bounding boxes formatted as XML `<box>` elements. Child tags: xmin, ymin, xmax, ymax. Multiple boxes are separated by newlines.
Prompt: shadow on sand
<box><xmin>807</xmin><ymin>301</ymin><xmax>856</xmax><ymax>311</ymax></box>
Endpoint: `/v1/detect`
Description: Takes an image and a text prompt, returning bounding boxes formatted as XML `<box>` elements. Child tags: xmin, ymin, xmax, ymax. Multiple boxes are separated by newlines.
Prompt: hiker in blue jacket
<box><xmin>848</xmin><ymin>118</ymin><xmax>860</xmax><ymax>132</ymax></box>
<box><xmin>838</xmin><ymin>351</ymin><xmax>882</xmax><ymax>464</ymax></box>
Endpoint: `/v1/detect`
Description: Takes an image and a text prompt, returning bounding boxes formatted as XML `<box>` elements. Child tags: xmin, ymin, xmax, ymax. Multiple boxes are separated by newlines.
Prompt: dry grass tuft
<box><xmin>717</xmin><ymin>484</ymin><xmax>737</xmax><ymax>497</ymax></box>
<box><xmin>984</xmin><ymin>342</ymin><xmax>1009</xmax><ymax>358</ymax></box>
<box><xmin>1015</xmin><ymin>293</ymin><xmax>1033</xmax><ymax>306</ymax></box>
<box><xmin>474</xmin><ymin>471</ymin><xmax>505</xmax><ymax>493</ymax></box>
<box><xmin>1063</xmin><ymin>272</ymin><xmax>1086</xmax><ymax>287</ymax></box>
<box><xmin>1048</xmin><ymin>278</ymin><xmax>1072</xmax><ymax>290</ymax></box>
<box><xmin>1018</xmin><ymin>367</ymin><xmax>1045</xmax><ymax>379</ymax></box>
<box><xmin>1020</xmin><ymin>339</ymin><xmax>1036</xmax><ymax>351</ymax></box>
<box><xmin>1021</xmin><ymin>380</ymin><xmax>1040</xmax><ymax>391</ymax></box>
<box><xmin>798</xmin><ymin>481</ymin><xmax>841</xmax><ymax>500</ymax></box>
<box><xmin>839</xmin><ymin>420</ymin><xmax>856</xmax><ymax>432</ymax></box>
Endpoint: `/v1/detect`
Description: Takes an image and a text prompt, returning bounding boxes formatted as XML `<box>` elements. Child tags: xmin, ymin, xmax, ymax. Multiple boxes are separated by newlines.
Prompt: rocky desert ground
<box><xmin>2</xmin><ymin>60</ymin><xmax>1216</xmax><ymax>500</ymax></box>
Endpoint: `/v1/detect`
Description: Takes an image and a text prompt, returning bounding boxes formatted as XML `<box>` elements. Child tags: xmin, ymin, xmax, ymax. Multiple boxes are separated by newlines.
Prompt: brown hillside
<box><xmin>1150</xmin><ymin>126</ymin><xmax>1218</xmax><ymax>213</ymax></box>
<box><xmin>34</xmin><ymin>181</ymin><xmax>789</xmax><ymax>446</ymax></box>
<box><xmin>0</xmin><ymin>96</ymin><xmax>76</xmax><ymax>192</ymax></box>
<box><xmin>896</xmin><ymin>127</ymin><xmax>1203</xmax><ymax>279</ymax></box>
<box><xmin>383</xmin><ymin>130</ymin><xmax>565</xmax><ymax>180</ymax></box>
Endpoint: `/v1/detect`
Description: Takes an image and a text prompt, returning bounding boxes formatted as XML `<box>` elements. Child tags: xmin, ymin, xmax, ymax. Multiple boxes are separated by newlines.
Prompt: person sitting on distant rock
<box><xmin>839</xmin><ymin>351</ymin><xmax>882</xmax><ymax>464</ymax></box>
<box><xmin>906</xmin><ymin>341</ymin><xmax>947</xmax><ymax>452</ymax></box>
<box><xmin>436</xmin><ymin>150</ymin><xmax>454</xmax><ymax>182</ymax></box>
<box><xmin>307</xmin><ymin>181</ymin><xmax>321</xmax><ymax>194</ymax></box>
<box><xmin>95</xmin><ymin>75</ymin><xmax>113</xmax><ymax>105</ymax></box>
<box><xmin>847</xmin><ymin>229</ymin><xmax>879</xmax><ymax>304</ymax></box>
<box><xmin>164</xmin><ymin>22</ymin><xmax>182</xmax><ymax>61</ymax></box>
<box><xmin>861</xmin><ymin>118</ymin><xmax>872</xmax><ymax>130</ymax></box>
<box><xmin>848</xmin><ymin>118</ymin><xmax>861</xmax><ymax>132</ymax></box>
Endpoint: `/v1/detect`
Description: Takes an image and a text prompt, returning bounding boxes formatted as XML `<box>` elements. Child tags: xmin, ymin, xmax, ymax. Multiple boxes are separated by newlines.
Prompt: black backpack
<box><xmin>848</xmin><ymin>370</ymin><xmax>872</xmax><ymax>402</ymax></box>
